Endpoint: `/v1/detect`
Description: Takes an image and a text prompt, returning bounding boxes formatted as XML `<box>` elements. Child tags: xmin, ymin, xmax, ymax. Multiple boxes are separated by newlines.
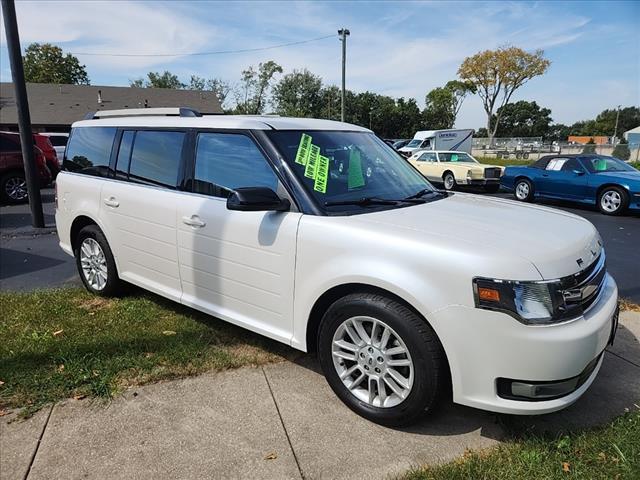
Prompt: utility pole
<box><xmin>338</xmin><ymin>28</ymin><xmax>350</xmax><ymax>123</ymax></box>
<box><xmin>612</xmin><ymin>105</ymin><xmax>621</xmax><ymax>146</ymax></box>
<box><xmin>2</xmin><ymin>0</ymin><xmax>44</xmax><ymax>227</ymax></box>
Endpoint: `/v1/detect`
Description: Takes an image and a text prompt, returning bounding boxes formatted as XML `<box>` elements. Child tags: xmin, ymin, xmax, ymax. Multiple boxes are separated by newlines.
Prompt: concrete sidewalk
<box><xmin>2</xmin><ymin>312</ymin><xmax>639</xmax><ymax>480</ymax></box>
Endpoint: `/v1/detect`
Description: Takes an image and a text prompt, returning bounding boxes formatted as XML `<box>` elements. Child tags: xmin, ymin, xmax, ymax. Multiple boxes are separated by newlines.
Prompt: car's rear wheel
<box><xmin>598</xmin><ymin>186</ymin><xmax>628</xmax><ymax>216</ymax></box>
<box><xmin>1</xmin><ymin>172</ymin><xmax>28</xmax><ymax>204</ymax></box>
<box><xmin>514</xmin><ymin>178</ymin><xmax>534</xmax><ymax>202</ymax></box>
<box><xmin>443</xmin><ymin>172</ymin><xmax>456</xmax><ymax>191</ymax></box>
<box><xmin>75</xmin><ymin>225</ymin><xmax>122</xmax><ymax>296</ymax></box>
<box><xmin>318</xmin><ymin>293</ymin><xmax>447</xmax><ymax>426</ymax></box>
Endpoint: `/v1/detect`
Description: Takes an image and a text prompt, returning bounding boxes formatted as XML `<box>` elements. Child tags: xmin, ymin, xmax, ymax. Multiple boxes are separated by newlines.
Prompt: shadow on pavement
<box><xmin>0</xmin><ymin>246</ymin><xmax>66</xmax><ymax>280</ymax></box>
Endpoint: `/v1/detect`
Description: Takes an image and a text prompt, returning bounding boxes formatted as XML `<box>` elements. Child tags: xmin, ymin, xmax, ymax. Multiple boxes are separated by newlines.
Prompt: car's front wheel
<box><xmin>1</xmin><ymin>172</ymin><xmax>28</xmax><ymax>204</ymax></box>
<box><xmin>514</xmin><ymin>178</ymin><xmax>534</xmax><ymax>202</ymax></box>
<box><xmin>318</xmin><ymin>293</ymin><xmax>447</xmax><ymax>426</ymax></box>
<box><xmin>75</xmin><ymin>225</ymin><xmax>122</xmax><ymax>296</ymax></box>
<box><xmin>598</xmin><ymin>186</ymin><xmax>628</xmax><ymax>216</ymax></box>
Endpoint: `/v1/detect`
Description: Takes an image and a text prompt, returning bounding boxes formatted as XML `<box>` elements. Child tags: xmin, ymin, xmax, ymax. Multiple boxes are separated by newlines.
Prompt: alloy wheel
<box><xmin>5</xmin><ymin>176</ymin><xmax>27</xmax><ymax>201</ymax></box>
<box><xmin>332</xmin><ymin>316</ymin><xmax>414</xmax><ymax>408</ymax></box>
<box><xmin>80</xmin><ymin>238</ymin><xmax>108</xmax><ymax>290</ymax></box>
<box><xmin>600</xmin><ymin>190</ymin><xmax>621</xmax><ymax>213</ymax></box>
<box><xmin>515</xmin><ymin>181</ymin><xmax>529</xmax><ymax>200</ymax></box>
<box><xmin>444</xmin><ymin>175</ymin><xmax>455</xmax><ymax>190</ymax></box>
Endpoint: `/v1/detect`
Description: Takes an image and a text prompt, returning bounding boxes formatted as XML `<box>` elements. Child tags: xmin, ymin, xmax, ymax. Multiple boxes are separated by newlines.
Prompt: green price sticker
<box><xmin>304</xmin><ymin>144</ymin><xmax>321</xmax><ymax>178</ymax></box>
<box><xmin>295</xmin><ymin>133</ymin><xmax>312</xmax><ymax>165</ymax></box>
<box><xmin>348</xmin><ymin>148</ymin><xmax>365</xmax><ymax>189</ymax></box>
<box><xmin>314</xmin><ymin>155</ymin><xmax>330</xmax><ymax>193</ymax></box>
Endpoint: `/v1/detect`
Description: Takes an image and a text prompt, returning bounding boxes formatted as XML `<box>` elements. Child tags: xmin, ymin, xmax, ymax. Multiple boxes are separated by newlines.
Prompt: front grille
<box><xmin>559</xmin><ymin>253</ymin><xmax>606</xmax><ymax>317</ymax></box>
<box><xmin>483</xmin><ymin>167</ymin><xmax>501</xmax><ymax>179</ymax></box>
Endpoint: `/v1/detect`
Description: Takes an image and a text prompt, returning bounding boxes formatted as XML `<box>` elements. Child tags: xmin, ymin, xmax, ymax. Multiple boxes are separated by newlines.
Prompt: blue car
<box><xmin>501</xmin><ymin>154</ymin><xmax>640</xmax><ymax>216</ymax></box>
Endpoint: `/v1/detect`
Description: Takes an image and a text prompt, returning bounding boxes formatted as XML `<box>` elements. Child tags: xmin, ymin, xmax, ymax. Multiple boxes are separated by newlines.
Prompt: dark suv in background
<box><xmin>0</xmin><ymin>131</ymin><xmax>51</xmax><ymax>204</ymax></box>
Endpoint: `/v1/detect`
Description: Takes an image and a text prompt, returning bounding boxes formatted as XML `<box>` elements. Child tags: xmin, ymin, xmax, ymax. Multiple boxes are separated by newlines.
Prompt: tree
<box><xmin>458</xmin><ymin>46</ymin><xmax>550</xmax><ymax>146</ymax></box>
<box><xmin>582</xmin><ymin>138</ymin><xmax>597</xmax><ymax>154</ymax></box>
<box><xmin>130</xmin><ymin>71</ymin><xmax>185</xmax><ymax>89</ymax></box>
<box><xmin>547</xmin><ymin>123</ymin><xmax>571</xmax><ymax>142</ymax></box>
<box><xmin>234</xmin><ymin>61</ymin><xmax>283</xmax><ymax>114</ymax></box>
<box><xmin>272</xmin><ymin>69</ymin><xmax>323</xmax><ymax>117</ymax></box>
<box><xmin>23</xmin><ymin>43</ymin><xmax>89</xmax><ymax>84</ymax></box>
<box><xmin>189</xmin><ymin>75</ymin><xmax>232</xmax><ymax>109</ymax></box>
<box><xmin>612</xmin><ymin>138</ymin><xmax>631</xmax><ymax>160</ymax></box>
<box><xmin>493</xmin><ymin>100</ymin><xmax>553</xmax><ymax>138</ymax></box>
<box><xmin>475</xmin><ymin>127</ymin><xmax>489</xmax><ymax>138</ymax></box>
<box><xmin>422</xmin><ymin>80</ymin><xmax>475</xmax><ymax>129</ymax></box>
<box><xmin>423</xmin><ymin>87</ymin><xmax>455</xmax><ymax>129</ymax></box>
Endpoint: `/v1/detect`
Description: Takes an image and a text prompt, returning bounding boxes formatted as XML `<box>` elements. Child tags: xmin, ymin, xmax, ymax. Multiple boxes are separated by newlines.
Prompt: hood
<box><xmin>355</xmin><ymin>193</ymin><xmax>601</xmax><ymax>280</ymax></box>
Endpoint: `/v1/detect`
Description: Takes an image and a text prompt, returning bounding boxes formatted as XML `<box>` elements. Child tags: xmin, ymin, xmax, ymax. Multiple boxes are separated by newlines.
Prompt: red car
<box><xmin>0</xmin><ymin>131</ymin><xmax>51</xmax><ymax>204</ymax></box>
<box><xmin>33</xmin><ymin>133</ymin><xmax>60</xmax><ymax>178</ymax></box>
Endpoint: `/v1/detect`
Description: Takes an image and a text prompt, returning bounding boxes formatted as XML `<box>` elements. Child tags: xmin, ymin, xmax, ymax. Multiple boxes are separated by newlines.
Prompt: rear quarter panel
<box><xmin>501</xmin><ymin>166</ymin><xmax>537</xmax><ymax>190</ymax></box>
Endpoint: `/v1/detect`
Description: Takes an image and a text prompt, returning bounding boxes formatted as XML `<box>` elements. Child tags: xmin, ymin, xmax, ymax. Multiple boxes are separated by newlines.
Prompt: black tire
<box><xmin>74</xmin><ymin>225</ymin><xmax>122</xmax><ymax>296</ymax></box>
<box><xmin>515</xmin><ymin>152</ymin><xmax>523</xmax><ymax>160</ymax></box>
<box><xmin>484</xmin><ymin>184</ymin><xmax>501</xmax><ymax>194</ymax></box>
<box><xmin>597</xmin><ymin>186</ymin><xmax>628</xmax><ymax>216</ymax></box>
<box><xmin>0</xmin><ymin>171</ymin><xmax>28</xmax><ymax>204</ymax></box>
<box><xmin>442</xmin><ymin>172</ymin><xmax>457</xmax><ymax>191</ymax></box>
<box><xmin>513</xmin><ymin>178</ymin><xmax>534</xmax><ymax>202</ymax></box>
<box><xmin>522</xmin><ymin>152</ymin><xmax>530</xmax><ymax>159</ymax></box>
<box><xmin>318</xmin><ymin>293</ymin><xmax>447</xmax><ymax>427</ymax></box>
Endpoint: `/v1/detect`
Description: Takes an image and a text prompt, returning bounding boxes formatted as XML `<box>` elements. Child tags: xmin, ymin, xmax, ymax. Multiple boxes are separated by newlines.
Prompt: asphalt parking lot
<box><xmin>1</xmin><ymin>188</ymin><xmax>639</xmax><ymax>301</ymax></box>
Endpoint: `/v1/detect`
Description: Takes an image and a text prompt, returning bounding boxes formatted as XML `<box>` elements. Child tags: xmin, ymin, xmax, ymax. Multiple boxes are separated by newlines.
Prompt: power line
<box><xmin>71</xmin><ymin>34</ymin><xmax>335</xmax><ymax>58</ymax></box>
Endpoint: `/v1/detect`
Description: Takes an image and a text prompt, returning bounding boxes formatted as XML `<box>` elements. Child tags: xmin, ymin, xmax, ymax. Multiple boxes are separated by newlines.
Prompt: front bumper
<box><xmin>431</xmin><ymin>273</ymin><xmax>618</xmax><ymax>415</ymax></box>
<box><xmin>458</xmin><ymin>178</ymin><xmax>500</xmax><ymax>186</ymax></box>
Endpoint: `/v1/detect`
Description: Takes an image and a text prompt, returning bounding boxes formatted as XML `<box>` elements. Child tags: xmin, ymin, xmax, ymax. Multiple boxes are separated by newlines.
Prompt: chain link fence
<box><xmin>472</xmin><ymin>137</ymin><xmax>640</xmax><ymax>162</ymax></box>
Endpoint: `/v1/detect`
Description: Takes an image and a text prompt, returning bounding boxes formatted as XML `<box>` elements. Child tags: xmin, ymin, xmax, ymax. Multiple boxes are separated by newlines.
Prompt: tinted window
<box><xmin>64</xmin><ymin>127</ymin><xmax>116</xmax><ymax>176</ymax></box>
<box><xmin>128</xmin><ymin>131</ymin><xmax>184</xmax><ymax>188</ymax></box>
<box><xmin>531</xmin><ymin>157</ymin><xmax>551</xmax><ymax>169</ymax></box>
<box><xmin>580</xmin><ymin>156</ymin><xmax>636</xmax><ymax>173</ymax></box>
<box><xmin>560</xmin><ymin>158</ymin><xmax>582</xmax><ymax>172</ymax></box>
<box><xmin>48</xmin><ymin>136</ymin><xmax>68</xmax><ymax>147</ymax></box>
<box><xmin>418</xmin><ymin>152</ymin><xmax>437</xmax><ymax>162</ymax></box>
<box><xmin>193</xmin><ymin>133</ymin><xmax>278</xmax><ymax>198</ymax></box>
<box><xmin>0</xmin><ymin>135</ymin><xmax>20</xmax><ymax>152</ymax></box>
<box><xmin>114</xmin><ymin>131</ymin><xmax>135</xmax><ymax>180</ymax></box>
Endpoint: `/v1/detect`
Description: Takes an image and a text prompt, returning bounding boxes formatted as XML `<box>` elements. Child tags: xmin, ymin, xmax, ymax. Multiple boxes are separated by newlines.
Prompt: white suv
<box><xmin>55</xmin><ymin>108</ymin><xmax>619</xmax><ymax>426</ymax></box>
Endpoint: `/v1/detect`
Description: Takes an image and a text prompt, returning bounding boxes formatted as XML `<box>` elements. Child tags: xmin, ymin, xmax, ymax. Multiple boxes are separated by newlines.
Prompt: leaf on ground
<box><xmin>264</xmin><ymin>452</ymin><xmax>277</xmax><ymax>460</ymax></box>
<box><xmin>0</xmin><ymin>409</ymin><xmax>7</xmax><ymax>417</ymax></box>
<box><xmin>0</xmin><ymin>380</ymin><xmax>4</xmax><ymax>386</ymax></box>
<box><xmin>562</xmin><ymin>462</ymin><xmax>570</xmax><ymax>473</ymax></box>
<box><xmin>57</xmin><ymin>364</ymin><xmax>65</xmax><ymax>372</ymax></box>
<box><xmin>52</xmin><ymin>329</ymin><xmax>64</xmax><ymax>336</ymax></box>
<box><xmin>73</xmin><ymin>394</ymin><xmax>87</xmax><ymax>401</ymax></box>
<box><xmin>162</xmin><ymin>330</ymin><xmax>177</xmax><ymax>336</ymax></box>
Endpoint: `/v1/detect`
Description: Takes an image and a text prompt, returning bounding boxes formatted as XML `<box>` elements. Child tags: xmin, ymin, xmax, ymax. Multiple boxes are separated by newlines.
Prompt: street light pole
<box><xmin>338</xmin><ymin>28</ymin><xmax>350</xmax><ymax>123</ymax></box>
<box><xmin>2</xmin><ymin>0</ymin><xmax>44</xmax><ymax>228</ymax></box>
<box><xmin>612</xmin><ymin>105</ymin><xmax>621</xmax><ymax>146</ymax></box>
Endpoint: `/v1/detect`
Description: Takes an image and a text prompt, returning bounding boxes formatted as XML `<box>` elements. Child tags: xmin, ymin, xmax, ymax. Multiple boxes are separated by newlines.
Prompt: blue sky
<box><xmin>1</xmin><ymin>0</ymin><xmax>638</xmax><ymax>128</ymax></box>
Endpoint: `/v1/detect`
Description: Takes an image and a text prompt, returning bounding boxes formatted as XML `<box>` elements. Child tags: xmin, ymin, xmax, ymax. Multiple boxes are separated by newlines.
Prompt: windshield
<box><xmin>406</xmin><ymin>139</ymin><xmax>422</xmax><ymax>148</ymax></box>
<box><xmin>438</xmin><ymin>152</ymin><xmax>477</xmax><ymax>163</ymax></box>
<box><xmin>267</xmin><ymin>130</ymin><xmax>438</xmax><ymax>214</ymax></box>
<box><xmin>580</xmin><ymin>156</ymin><xmax>637</xmax><ymax>173</ymax></box>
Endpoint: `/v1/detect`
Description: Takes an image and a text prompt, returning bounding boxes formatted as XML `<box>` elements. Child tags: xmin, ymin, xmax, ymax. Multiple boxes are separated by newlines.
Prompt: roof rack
<box><xmin>84</xmin><ymin>107</ymin><xmax>202</xmax><ymax>120</ymax></box>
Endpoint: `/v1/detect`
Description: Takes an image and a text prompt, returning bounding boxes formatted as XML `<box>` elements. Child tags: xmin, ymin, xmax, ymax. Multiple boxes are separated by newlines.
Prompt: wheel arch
<box><xmin>70</xmin><ymin>215</ymin><xmax>100</xmax><ymax>253</ymax></box>
<box><xmin>596</xmin><ymin>182</ymin><xmax>628</xmax><ymax>198</ymax></box>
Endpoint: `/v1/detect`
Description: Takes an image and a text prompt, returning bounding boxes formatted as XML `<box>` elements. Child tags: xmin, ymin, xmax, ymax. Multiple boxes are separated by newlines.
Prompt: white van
<box><xmin>55</xmin><ymin>108</ymin><xmax>618</xmax><ymax>426</ymax></box>
<box><xmin>399</xmin><ymin>129</ymin><xmax>474</xmax><ymax>156</ymax></box>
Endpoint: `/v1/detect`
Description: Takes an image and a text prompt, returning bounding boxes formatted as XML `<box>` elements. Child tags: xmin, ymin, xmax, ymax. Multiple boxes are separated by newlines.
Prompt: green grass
<box><xmin>0</xmin><ymin>288</ymin><xmax>289</xmax><ymax>415</ymax></box>
<box><xmin>402</xmin><ymin>410</ymin><xmax>640</xmax><ymax>480</ymax></box>
<box><xmin>630</xmin><ymin>161</ymin><xmax>639</xmax><ymax>170</ymax></box>
<box><xmin>476</xmin><ymin>156</ymin><xmax>533</xmax><ymax>167</ymax></box>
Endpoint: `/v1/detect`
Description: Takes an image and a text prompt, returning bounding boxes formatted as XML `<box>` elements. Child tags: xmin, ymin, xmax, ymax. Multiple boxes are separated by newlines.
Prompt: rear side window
<box><xmin>128</xmin><ymin>131</ymin><xmax>184</xmax><ymax>188</ymax></box>
<box><xmin>64</xmin><ymin>127</ymin><xmax>116</xmax><ymax>176</ymax></box>
<box><xmin>192</xmin><ymin>133</ymin><xmax>278</xmax><ymax>198</ymax></box>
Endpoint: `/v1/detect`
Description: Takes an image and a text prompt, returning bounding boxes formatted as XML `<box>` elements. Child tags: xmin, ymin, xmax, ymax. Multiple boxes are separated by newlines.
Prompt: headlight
<box><xmin>473</xmin><ymin>277</ymin><xmax>573</xmax><ymax>325</ymax></box>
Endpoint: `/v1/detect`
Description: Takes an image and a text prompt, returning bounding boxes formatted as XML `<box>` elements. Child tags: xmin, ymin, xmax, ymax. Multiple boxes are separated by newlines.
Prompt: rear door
<box><xmin>98</xmin><ymin>129</ymin><xmax>185</xmax><ymax>301</ymax></box>
<box><xmin>537</xmin><ymin>157</ymin><xmax>588</xmax><ymax>199</ymax></box>
<box><xmin>176</xmin><ymin>131</ymin><xmax>301</xmax><ymax>344</ymax></box>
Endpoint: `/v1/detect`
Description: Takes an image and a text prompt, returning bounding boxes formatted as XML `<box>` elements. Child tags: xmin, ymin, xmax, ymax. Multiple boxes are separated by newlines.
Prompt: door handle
<box><xmin>103</xmin><ymin>197</ymin><xmax>119</xmax><ymax>208</ymax></box>
<box><xmin>182</xmin><ymin>215</ymin><xmax>206</xmax><ymax>228</ymax></box>
<box><xmin>542</xmin><ymin>174</ymin><xmax>549</xmax><ymax>177</ymax></box>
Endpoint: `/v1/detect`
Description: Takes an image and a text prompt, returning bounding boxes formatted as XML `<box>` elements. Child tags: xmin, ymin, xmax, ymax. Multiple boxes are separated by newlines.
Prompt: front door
<box><xmin>176</xmin><ymin>131</ymin><xmax>301</xmax><ymax>344</ymax></box>
<box><xmin>537</xmin><ymin>157</ymin><xmax>588</xmax><ymax>199</ymax></box>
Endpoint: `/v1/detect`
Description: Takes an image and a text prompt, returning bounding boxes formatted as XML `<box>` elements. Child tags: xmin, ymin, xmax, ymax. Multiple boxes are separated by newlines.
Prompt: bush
<box><xmin>611</xmin><ymin>139</ymin><xmax>631</xmax><ymax>160</ymax></box>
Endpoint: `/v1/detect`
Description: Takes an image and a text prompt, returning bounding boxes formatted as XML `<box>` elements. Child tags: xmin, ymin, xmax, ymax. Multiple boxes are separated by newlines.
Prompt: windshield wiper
<box><xmin>324</xmin><ymin>197</ymin><xmax>401</xmax><ymax>207</ymax></box>
<box><xmin>403</xmin><ymin>189</ymin><xmax>446</xmax><ymax>201</ymax></box>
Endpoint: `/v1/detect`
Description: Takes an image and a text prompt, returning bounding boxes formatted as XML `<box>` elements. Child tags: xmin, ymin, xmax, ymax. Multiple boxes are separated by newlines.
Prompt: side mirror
<box><xmin>573</xmin><ymin>170</ymin><xmax>585</xmax><ymax>176</ymax></box>
<box><xmin>227</xmin><ymin>187</ymin><xmax>290</xmax><ymax>212</ymax></box>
